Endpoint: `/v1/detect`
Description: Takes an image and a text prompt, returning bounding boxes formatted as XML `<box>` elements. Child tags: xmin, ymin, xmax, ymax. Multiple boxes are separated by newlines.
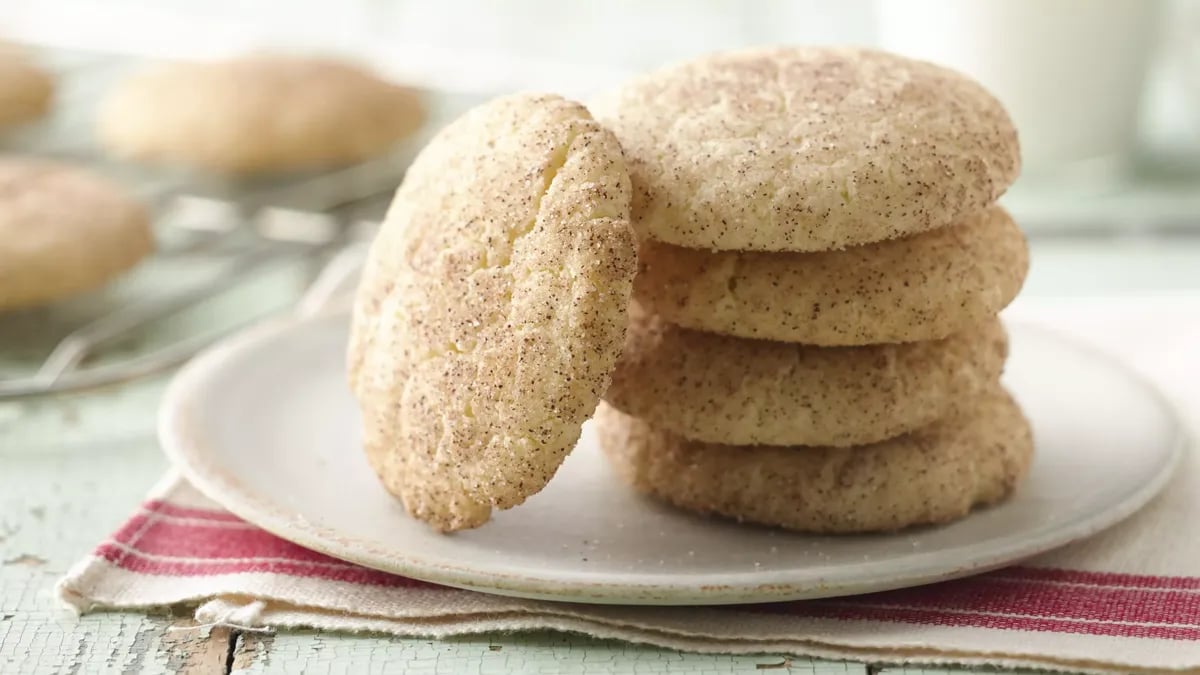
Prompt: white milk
<box><xmin>876</xmin><ymin>0</ymin><xmax>1163</xmax><ymax>182</ymax></box>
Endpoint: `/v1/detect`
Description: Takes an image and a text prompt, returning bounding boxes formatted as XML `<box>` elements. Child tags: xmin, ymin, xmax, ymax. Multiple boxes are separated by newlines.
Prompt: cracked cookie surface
<box><xmin>596</xmin><ymin>47</ymin><xmax>1019</xmax><ymax>252</ymax></box>
<box><xmin>348</xmin><ymin>93</ymin><xmax>637</xmax><ymax>532</ymax></box>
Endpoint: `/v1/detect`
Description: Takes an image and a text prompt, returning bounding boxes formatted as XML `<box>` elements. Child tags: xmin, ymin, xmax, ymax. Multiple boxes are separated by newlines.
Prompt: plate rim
<box><xmin>158</xmin><ymin>310</ymin><xmax>1189</xmax><ymax>605</ymax></box>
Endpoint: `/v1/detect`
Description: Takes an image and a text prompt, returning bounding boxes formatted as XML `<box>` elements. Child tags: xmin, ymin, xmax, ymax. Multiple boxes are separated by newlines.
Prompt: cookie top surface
<box><xmin>348</xmin><ymin>93</ymin><xmax>637</xmax><ymax>532</ymax></box>
<box><xmin>97</xmin><ymin>55</ymin><xmax>425</xmax><ymax>174</ymax></box>
<box><xmin>604</xmin><ymin>307</ymin><xmax>1007</xmax><ymax>447</ymax></box>
<box><xmin>635</xmin><ymin>205</ymin><xmax>1027</xmax><ymax>345</ymax></box>
<box><xmin>0</xmin><ymin>159</ymin><xmax>153</xmax><ymax>310</ymax></box>
<box><xmin>0</xmin><ymin>49</ymin><xmax>54</xmax><ymax>128</ymax></box>
<box><xmin>596</xmin><ymin>387</ymin><xmax>1033</xmax><ymax>533</ymax></box>
<box><xmin>597</xmin><ymin>47</ymin><xmax>1020</xmax><ymax>251</ymax></box>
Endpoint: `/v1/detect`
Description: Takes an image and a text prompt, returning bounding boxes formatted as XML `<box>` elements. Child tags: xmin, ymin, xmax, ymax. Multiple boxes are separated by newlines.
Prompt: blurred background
<box><xmin>6</xmin><ymin>0</ymin><xmax>1200</xmax><ymax>224</ymax></box>
<box><xmin>1</xmin><ymin>0</ymin><xmax>1198</xmax><ymax>414</ymax></box>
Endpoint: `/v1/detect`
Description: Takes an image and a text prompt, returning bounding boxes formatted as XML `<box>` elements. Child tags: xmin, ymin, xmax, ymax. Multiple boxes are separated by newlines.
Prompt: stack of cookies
<box><xmin>593</xmin><ymin>47</ymin><xmax>1033</xmax><ymax>533</ymax></box>
<box><xmin>349</xmin><ymin>47</ymin><xmax>1035</xmax><ymax>535</ymax></box>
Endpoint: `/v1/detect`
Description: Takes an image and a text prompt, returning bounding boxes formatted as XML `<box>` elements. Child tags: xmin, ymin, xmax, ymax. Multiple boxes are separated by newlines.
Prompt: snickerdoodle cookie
<box><xmin>97</xmin><ymin>55</ymin><xmax>424</xmax><ymax>174</ymax></box>
<box><xmin>0</xmin><ymin>159</ymin><xmax>152</xmax><ymax>311</ymax></box>
<box><xmin>597</xmin><ymin>47</ymin><xmax>1019</xmax><ymax>251</ymax></box>
<box><xmin>604</xmin><ymin>308</ymin><xmax>1007</xmax><ymax>447</ymax></box>
<box><xmin>348</xmin><ymin>94</ymin><xmax>637</xmax><ymax>532</ymax></box>
<box><xmin>0</xmin><ymin>48</ymin><xmax>53</xmax><ymax>128</ymax></box>
<box><xmin>596</xmin><ymin>387</ymin><xmax>1033</xmax><ymax>532</ymax></box>
<box><xmin>634</xmin><ymin>205</ymin><xmax>1027</xmax><ymax>345</ymax></box>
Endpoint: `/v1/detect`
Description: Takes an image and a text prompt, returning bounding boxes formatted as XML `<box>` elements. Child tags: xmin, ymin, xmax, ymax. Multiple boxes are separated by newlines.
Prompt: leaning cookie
<box><xmin>348</xmin><ymin>93</ymin><xmax>637</xmax><ymax>532</ymax></box>
<box><xmin>97</xmin><ymin>55</ymin><xmax>424</xmax><ymax>174</ymax></box>
<box><xmin>604</xmin><ymin>308</ymin><xmax>1006</xmax><ymax>447</ymax></box>
<box><xmin>0</xmin><ymin>159</ymin><xmax>153</xmax><ymax>311</ymax></box>
<box><xmin>596</xmin><ymin>46</ymin><xmax>1019</xmax><ymax>251</ymax></box>
<box><xmin>0</xmin><ymin>48</ymin><xmax>53</xmax><ymax>129</ymax></box>
<box><xmin>596</xmin><ymin>388</ymin><xmax>1033</xmax><ymax>533</ymax></box>
<box><xmin>635</xmin><ymin>206</ymin><xmax>1027</xmax><ymax>346</ymax></box>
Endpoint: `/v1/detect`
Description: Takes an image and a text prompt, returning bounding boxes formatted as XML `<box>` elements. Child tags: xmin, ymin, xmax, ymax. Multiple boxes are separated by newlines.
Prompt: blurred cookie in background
<box><xmin>96</xmin><ymin>54</ymin><xmax>426</xmax><ymax>175</ymax></box>
<box><xmin>0</xmin><ymin>46</ymin><xmax>54</xmax><ymax>129</ymax></box>
<box><xmin>0</xmin><ymin>158</ymin><xmax>153</xmax><ymax>311</ymax></box>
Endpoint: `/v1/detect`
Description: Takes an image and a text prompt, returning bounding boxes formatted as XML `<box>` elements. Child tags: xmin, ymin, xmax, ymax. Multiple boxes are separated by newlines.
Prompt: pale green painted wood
<box><xmin>0</xmin><ymin>378</ymin><xmax>213</xmax><ymax>675</ymax></box>
<box><xmin>877</xmin><ymin>669</ymin><xmax>1045</xmax><ymax>675</ymax></box>
<box><xmin>232</xmin><ymin>631</ymin><xmax>868</xmax><ymax>675</ymax></box>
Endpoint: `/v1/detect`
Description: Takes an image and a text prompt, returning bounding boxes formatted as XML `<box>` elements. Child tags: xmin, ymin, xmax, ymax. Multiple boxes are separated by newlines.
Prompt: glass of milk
<box><xmin>876</xmin><ymin>0</ymin><xmax>1164</xmax><ymax>189</ymax></box>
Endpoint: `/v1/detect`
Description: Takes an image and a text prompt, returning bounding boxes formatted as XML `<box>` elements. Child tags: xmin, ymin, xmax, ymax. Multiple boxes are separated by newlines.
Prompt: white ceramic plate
<box><xmin>160</xmin><ymin>312</ymin><xmax>1185</xmax><ymax>605</ymax></box>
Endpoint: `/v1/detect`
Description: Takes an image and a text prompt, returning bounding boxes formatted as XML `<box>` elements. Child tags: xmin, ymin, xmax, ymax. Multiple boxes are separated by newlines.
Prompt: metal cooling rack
<box><xmin>0</xmin><ymin>49</ymin><xmax>471</xmax><ymax>400</ymax></box>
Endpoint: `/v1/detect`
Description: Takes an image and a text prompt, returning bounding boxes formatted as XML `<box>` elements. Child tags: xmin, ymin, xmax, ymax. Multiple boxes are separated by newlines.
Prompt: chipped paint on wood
<box><xmin>118</xmin><ymin>619</ymin><xmax>161</xmax><ymax>675</ymax></box>
<box><xmin>0</xmin><ymin>379</ymin><xmax>176</xmax><ymax>674</ymax></box>
<box><xmin>231</xmin><ymin>631</ymin><xmax>273</xmax><ymax>673</ymax></box>
<box><xmin>876</xmin><ymin>669</ymin><xmax>1046</xmax><ymax>675</ymax></box>
<box><xmin>3</xmin><ymin>554</ymin><xmax>47</xmax><ymax>567</ymax></box>
<box><xmin>230</xmin><ymin>630</ymin><xmax>870</xmax><ymax>675</ymax></box>
<box><xmin>62</xmin><ymin>635</ymin><xmax>87</xmax><ymax>675</ymax></box>
<box><xmin>161</xmin><ymin>621</ymin><xmax>234</xmax><ymax>674</ymax></box>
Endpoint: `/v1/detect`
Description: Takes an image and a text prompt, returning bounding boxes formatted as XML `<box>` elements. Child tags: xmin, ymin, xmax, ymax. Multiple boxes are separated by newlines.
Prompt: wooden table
<box><xmin>4</xmin><ymin>237</ymin><xmax>1199</xmax><ymax>674</ymax></box>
